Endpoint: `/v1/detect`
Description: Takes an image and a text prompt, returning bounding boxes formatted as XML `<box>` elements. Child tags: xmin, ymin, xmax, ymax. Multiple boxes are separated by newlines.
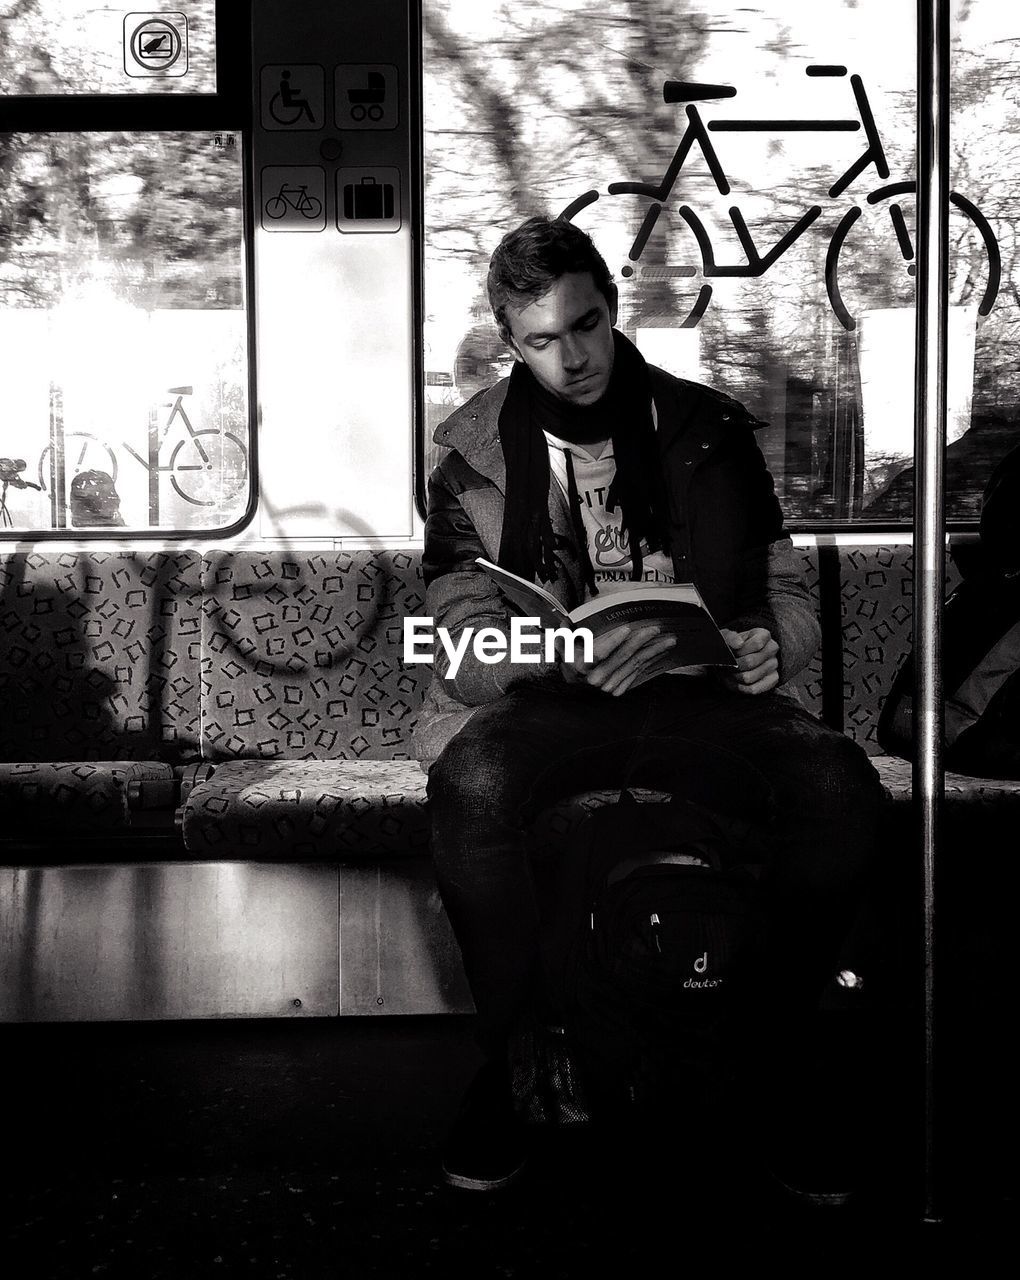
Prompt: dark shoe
<box><xmin>760</xmin><ymin>1085</ymin><xmax>862</xmax><ymax>1208</ymax></box>
<box><xmin>441</xmin><ymin>1061</ymin><xmax>528</xmax><ymax>1192</ymax></box>
<box><xmin>764</xmin><ymin>1140</ymin><xmax>858</xmax><ymax>1208</ymax></box>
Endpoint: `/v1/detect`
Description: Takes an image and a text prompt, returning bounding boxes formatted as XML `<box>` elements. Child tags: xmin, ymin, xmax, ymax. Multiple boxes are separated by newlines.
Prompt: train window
<box><xmin>0</xmin><ymin>131</ymin><xmax>249</xmax><ymax>535</ymax></box>
<box><xmin>0</xmin><ymin>2</ymin><xmax>216</xmax><ymax>95</ymax></box>
<box><xmin>422</xmin><ymin>0</ymin><xmax>1016</xmax><ymax>530</ymax></box>
<box><xmin>0</xmin><ymin>2</ymin><xmax>251</xmax><ymax>538</ymax></box>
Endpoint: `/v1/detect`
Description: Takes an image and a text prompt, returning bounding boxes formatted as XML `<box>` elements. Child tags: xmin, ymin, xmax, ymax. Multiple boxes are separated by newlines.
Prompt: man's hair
<box><xmin>486</xmin><ymin>215</ymin><xmax>616</xmax><ymax>342</ymax></box>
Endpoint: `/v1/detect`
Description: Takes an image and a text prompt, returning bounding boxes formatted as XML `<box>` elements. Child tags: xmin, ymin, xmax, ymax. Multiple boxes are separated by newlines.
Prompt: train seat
<box><xmin>872</xmin><ymin>753</ymin><xmax>1020</xmax><ymax>810</ymax></box>
<box><xmin>0</xmin><ymin>759</ymin><xmax>176</xmax><ymax>834</ymax></box>
<box><xmin>178</xmin><ymin>754</ymin><xmax>669</xmax><ymax>860</ymax></box>
<box><xmin>4</xmin><ymin>542</ymin><xmax>1016</xmax><ymax>852</ymax></box>
<box><xmin>0</xmin><ymin>549</ymin><xmax>203</xmax><ymax>767</ymax></box>
<box><xmin>4</xmin><ymin>542</ymin><xmax>1020</xmax><ymax>1022</ymax></box>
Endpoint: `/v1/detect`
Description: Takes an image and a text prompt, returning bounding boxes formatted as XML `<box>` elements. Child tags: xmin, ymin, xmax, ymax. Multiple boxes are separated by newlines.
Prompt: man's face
<box><xmin>503</xmin><ymin>270</ymin><xmax>617</xmax><ymax>407</ymax></box>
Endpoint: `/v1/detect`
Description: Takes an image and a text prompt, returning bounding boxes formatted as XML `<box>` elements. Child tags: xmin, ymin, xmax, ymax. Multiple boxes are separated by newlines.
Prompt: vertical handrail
<box><xmin>914</xmin><ymin>0</ymin><xmax>949</xmax><ymax>1225</ymax></box>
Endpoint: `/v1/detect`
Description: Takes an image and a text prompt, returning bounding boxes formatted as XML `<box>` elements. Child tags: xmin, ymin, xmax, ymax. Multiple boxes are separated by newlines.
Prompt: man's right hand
<box><xmin>559</xmin><ymin>625</ymin><xmax>677</xmax><ymax>697</ymax></box>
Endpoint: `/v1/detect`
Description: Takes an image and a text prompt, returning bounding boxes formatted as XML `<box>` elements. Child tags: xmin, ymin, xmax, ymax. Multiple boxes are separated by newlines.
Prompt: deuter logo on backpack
<box><xmin>685</xmin><ymin>949</ymin><xmax>723</xmax><ymax>989</ymax></box>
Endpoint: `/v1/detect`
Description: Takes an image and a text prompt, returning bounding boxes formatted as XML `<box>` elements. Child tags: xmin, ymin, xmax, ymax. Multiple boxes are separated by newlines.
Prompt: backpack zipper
<box><xmin>650</xmin><ymin>912</ymin><xmax>663</xmax><ymax>954</ymax></box>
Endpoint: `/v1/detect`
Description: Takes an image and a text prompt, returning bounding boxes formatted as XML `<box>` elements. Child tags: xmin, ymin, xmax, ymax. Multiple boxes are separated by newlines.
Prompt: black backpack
<box><xmin>531</xmin><ymin>791</ymin><xmax>765</xmax><ymax>1120</ymax></box>
<box><xmin>878</xmin><ymin>444</ymin><xmax>1020</xmax><ymax>779</ymax></box>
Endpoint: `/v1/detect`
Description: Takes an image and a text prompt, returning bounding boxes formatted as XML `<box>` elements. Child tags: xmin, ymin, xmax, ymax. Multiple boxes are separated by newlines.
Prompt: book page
<box><xmin>475</xmin><ymin>557</ymin><xmax>570</xmax><ymax>628</ymax></box>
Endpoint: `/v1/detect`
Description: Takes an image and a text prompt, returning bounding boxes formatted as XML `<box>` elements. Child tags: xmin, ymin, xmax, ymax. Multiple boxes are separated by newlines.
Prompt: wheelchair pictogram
<box><xmin>270</xmin><ymin>71</ymin><xmax>316</xmax><ymax>125</ymax></box>
<box><xmin>261</xmin><ymin>65</ymin><xmax>325</xmax><ymax>132</ymax></box>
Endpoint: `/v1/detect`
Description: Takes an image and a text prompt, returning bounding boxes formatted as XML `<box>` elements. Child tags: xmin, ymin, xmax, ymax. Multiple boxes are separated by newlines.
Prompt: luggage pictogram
<box><xmin>343</xmin><ymin>176</ymin><xmax>395</xmax><ymax>221</ymax></box>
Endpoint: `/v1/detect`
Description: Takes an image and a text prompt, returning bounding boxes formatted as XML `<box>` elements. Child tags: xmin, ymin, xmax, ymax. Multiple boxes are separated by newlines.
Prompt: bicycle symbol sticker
<box><xmin>260</xmin><ymin>167</ymin><xmax>327</xmax><ymax>232</ymax></box>
<box><xmin>334</xmin><ymin>64</ymin><xmax>398</xmax><ymax>130</ymax></box>
<box><xmin>36</xmin><ymin>387</ymin><xmax>249</xmax><ymax>523</ymax></box>
<box><xmin>123</xmin><ymin>12</ymin><xmax>188</xmax><ymax>78</ymax></box>
<box><xmin>560</xmin><ymin>67</ymin><xmax>1000</xmax><ymax>332</ymax></box>
<box><xmin>261</xmin><ymin>65</ymin><xmax>325</xmax><ymax>131</ymax></box>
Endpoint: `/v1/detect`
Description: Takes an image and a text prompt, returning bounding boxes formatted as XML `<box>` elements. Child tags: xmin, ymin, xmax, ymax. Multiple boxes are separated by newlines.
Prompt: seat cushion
<box><xmin>181</xmin><ymin>758</ymin><xmax>671</xmax><ymax>862</ymax></box>
<box><xmin>199</xmin><ymin>550</ymin><xmax>427</xmax><ymax>762</ymax></box>
<box><xmin>0</xmin><ymin>760</ymin><xmax>174</xmax><ymax>832</ymax></box>
<box><xmin>872</xmin><ymin>752</ymin><xmax>1020</xmax><ymax>811</ymax></box>
<box><xmin>0</xmin><ymin>550</ymin><xmax>202</xmax><ymax>763</ymax></box>
<box><xmin>181</xmin><ymin>759</ymin><xmax>432</xmax><ymax>858</ymax></box>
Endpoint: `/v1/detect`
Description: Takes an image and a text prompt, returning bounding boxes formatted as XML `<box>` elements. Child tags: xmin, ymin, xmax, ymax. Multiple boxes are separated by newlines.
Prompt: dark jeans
<box><xmin>427</xmin><ymin>675</ymin><xmax>887</xmax><ymax>1062</ymax></box>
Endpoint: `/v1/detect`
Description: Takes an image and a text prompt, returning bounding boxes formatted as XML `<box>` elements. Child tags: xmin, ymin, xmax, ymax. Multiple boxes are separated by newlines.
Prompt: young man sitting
<box><xmin>414</xmin><ymin>215</ymin><xmax>885</xmax><ymax>1196</ymax></box>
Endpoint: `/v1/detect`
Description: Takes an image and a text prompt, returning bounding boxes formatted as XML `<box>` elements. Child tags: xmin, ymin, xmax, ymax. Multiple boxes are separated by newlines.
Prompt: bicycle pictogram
<box><xmin>264</xmin><ymin>182</ymin><xmax>323</xmax><ymax>220</ymax></box>
<box><xmin>130</xmin><ymin>385</ymin><xmax>247</xmax><ymax>507</ymax></box>
<box><xmin>37</xmin><ymin>386</ymin><xmax>248</xmax><ymax>512</ymax></box>
<box><xmin>561</xmin><ymin>66</ymin><xmax>1001</xmax><ymax>330</ymax></box>
<box><xmin>37</xmin><ymin>434</ymin><xmax>118</xmax><ymax>492</ymax></box>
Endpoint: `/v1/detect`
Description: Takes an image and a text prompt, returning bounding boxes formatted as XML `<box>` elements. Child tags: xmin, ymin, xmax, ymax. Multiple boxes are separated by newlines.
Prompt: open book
<box><xmin>475</xmin><ymin>556</ymin><xmax>736</xmax><ymax>677</ymax></box>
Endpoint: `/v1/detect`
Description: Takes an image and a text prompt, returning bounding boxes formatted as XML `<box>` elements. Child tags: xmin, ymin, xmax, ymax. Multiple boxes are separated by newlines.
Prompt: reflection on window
<box><xmin>423</xmin><ymin>0</ymin><xmax>1015</xmax><ymax>526</ymax></box>
<box><xmin>0</xmin><ymin>1</ymin><xmax>215</xmax><ymax>96</ymax></box>
<box><xmin>0</xmin><ymin>132</ymin><xmax>249</xmax><ymax>534</ymax></box>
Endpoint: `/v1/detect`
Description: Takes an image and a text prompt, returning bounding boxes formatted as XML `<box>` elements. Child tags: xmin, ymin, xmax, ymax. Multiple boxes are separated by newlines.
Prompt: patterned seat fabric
<box><xmin>181</xmin><ymin>759</ymin><xmax>431</xmax><ymax>858</ymax></box>
<box><xmin>872</xmin><ymin>752</ymin><xmax>1020</xmax><ymax>810</ymax></box>
<box><xmin>0</xmin><ymin>551</ymin><xmax>202</xmax><ymax>763</ymax></box>
<box><xmin>831</xmin><ymin>545</ymin><xmax>961</xmax><ymax>755</ymax></box>
<box><xmin>786</xmin><ymin>546</ymin><xmax>823</xmax><ymax>718</ymax></box>
<box><xmin>0</xmin><ymin>760</ymin><xmax>174</xmax><ymax>832</ymax></box>
<box><xmin>8</xmin><ymin>544</ymin><xmax>1018</xmax><ymax>858</ymax></box>
<box><xmin>200</xmin><ymin>550</ymin><xmax>428</xmax><ymax>762</ymax></box>
<box><xmin>179</xmin><ymin>758</ymin><xmax>667</xmax><ymax>861</ymax></box>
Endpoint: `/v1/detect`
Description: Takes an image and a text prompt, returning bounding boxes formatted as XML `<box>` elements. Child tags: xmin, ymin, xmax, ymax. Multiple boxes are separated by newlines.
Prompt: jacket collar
<box><xmin>431</xmin><ymin>365</ymin><xmax>739</xmax><ymax>490</ymax></box>
<box><xmin>432</xmin><ymin>379</ymin><xmax>510</xmax><ymax>491</ymax></box>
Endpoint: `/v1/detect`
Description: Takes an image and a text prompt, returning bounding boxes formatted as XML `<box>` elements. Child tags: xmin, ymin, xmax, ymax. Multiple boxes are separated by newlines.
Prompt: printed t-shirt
<box><xmin>544</xmin><ymin>432</ymin><xmax>708</xmax><ymax>676</ymax></box>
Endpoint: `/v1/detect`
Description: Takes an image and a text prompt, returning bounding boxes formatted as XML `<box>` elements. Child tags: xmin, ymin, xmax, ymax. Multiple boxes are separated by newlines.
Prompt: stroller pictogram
<box><xmin>347</xmin><ymin>71</ymin><xmax>386</xmax><ymax>122</ymax></box>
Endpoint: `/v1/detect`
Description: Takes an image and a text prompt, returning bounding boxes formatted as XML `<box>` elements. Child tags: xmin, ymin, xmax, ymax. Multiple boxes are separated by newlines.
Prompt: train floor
<box><xmin>0</xmin><ymin>1013</ymin><xmax>1013</xmax><ymax>1278</ymax></box>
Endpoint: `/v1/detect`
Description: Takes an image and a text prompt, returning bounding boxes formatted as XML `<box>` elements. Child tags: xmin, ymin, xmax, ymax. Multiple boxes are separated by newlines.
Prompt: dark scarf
<box><xmin>496</xmin><ymin>328</ymin><xmax>669</xmax><ymax>592</ymax></box>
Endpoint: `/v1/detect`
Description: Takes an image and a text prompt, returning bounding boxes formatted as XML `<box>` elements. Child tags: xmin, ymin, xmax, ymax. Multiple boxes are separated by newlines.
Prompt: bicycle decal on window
<box><xmin>36</xmin><ymin>385</ymin><xmax>249</xmax><ymax>529</ymax></box>
<box><xmin>561</xmin><ymin>66</ymin><xmax>1001</xmax><ymax>331</ymax></box>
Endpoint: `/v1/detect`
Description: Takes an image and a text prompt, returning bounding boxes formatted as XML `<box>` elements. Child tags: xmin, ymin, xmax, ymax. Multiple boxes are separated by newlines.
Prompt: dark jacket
<box><xmin>412</xmin><ymin>365</ymin><xmax>820</xmax><ymax>768</ymax></box>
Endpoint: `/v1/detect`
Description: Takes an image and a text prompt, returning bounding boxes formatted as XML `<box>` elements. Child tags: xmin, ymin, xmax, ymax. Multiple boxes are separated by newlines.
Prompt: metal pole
<box><xmin>914</xmin><ymin>0</ymin><xmax>949</xmax><ymax>1225</ymax></box>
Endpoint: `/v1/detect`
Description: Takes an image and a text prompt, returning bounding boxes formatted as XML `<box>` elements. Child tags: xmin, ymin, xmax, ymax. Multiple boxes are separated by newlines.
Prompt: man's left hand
<box><xmin>717</xmin><ymin>627</ymin><xmax>780</xmax><ymax>695</ymax></box>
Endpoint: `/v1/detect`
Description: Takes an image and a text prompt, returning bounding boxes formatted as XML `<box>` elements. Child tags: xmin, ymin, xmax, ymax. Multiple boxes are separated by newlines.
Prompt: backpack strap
<box><xmin>605</xmin><ymin>849</ymin><xmax>713</xmax><ymax>887</ymax></box>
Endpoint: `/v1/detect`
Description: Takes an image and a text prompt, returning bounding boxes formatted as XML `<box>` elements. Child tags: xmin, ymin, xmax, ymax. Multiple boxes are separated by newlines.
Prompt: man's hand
<box><xmin>559</xmin><ymin>624</ymin><xmax>677</xmax><ymax>697</ymax></box>
<box><xmin>717</xmin><ymin>627</ymin><xmax>780</xmax><ymax>695</ymax></box>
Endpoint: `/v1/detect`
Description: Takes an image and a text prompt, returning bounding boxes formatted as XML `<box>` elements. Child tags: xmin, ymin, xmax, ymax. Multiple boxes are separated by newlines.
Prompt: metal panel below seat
<box><xmin>0</xmin><ymin>863</ymin><xmax>338</xmax><ymax>1022</ymax></box>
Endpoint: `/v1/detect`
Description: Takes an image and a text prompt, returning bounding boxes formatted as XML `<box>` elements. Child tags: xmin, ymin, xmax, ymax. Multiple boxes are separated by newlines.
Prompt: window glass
<box><xmin>423</xmin><ymin>0</ymin><xmax>1011</xmax><ymax>527</ymax></box>
<box><xmin>0</xmin><ymin>132</ymin><xmax>249</xmax><ymax>534</ymax></box>
<box><xmin>0</xmin><ymin>1</ymin><xmax>215</xmax><ymax>95</ymax></box>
